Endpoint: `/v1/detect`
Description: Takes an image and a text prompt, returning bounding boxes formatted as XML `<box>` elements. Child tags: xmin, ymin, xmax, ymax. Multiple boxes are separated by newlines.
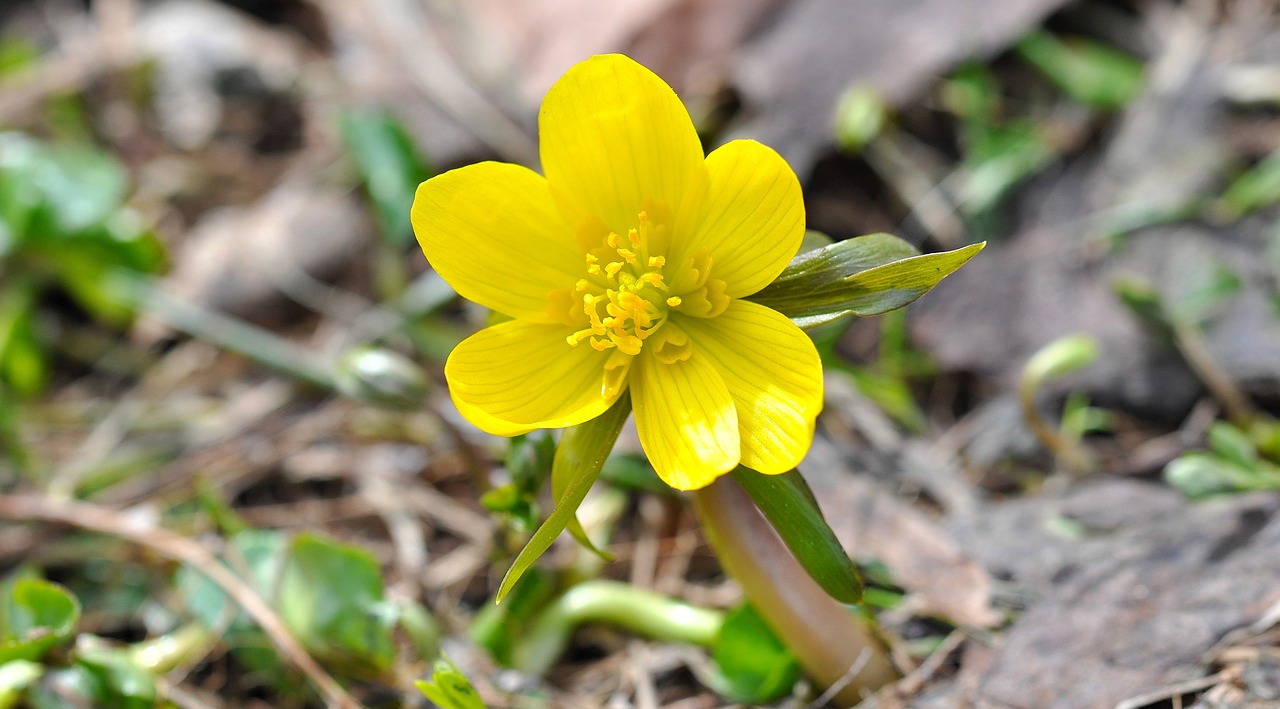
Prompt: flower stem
<box><xmin>513</xmin><ymin>580</ymin><xmax>724</xmax><ymax>677</ymax></box>
<box><xmin>692</xmin><ymin>476</ymin><xmax>898</xmax><ymax>706</ymax></box>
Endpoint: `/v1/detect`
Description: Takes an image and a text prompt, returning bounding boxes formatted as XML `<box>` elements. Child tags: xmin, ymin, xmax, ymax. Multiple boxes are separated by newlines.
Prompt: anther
<box><xmin>666</xmin><ymin>296</ymin><xmax>682</xmax><ymax>308</ymax></box>
<box><xmin>640</xmin><ymin>273</ymin><xmax>667</xmax><ymax>289</ymax></box>
<box><xmin>648</xmin><ymin>256</ymin><xmax>665</xmax><ymax>268</ymax></box>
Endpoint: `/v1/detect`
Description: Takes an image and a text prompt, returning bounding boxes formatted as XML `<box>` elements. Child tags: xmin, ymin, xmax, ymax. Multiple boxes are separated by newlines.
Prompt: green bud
<box><xmin>333</xmin><ymin>346</ymin><xmax>430</xmax><ymax>409</ymax></box>
<box><xmin>1020</xmin><ymin>334</ymin><xmax>1100</xmax><ymax>390</ymax></box>
<box><xmin>834</xmin><ymin>86</ymin><xmax>887</xmax><ymax>154</ymax></box>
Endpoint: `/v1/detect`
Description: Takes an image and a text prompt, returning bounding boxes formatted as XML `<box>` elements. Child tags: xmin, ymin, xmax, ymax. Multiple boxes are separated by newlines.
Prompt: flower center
<box><xmin>558</xmin><ymin>209</ymin><xmax>731</xmax><ymax>367</ymax></box>
<box><xmin>566</xmin><ymin>211</ymin><xmax>680</xmax><ymax>355</ymax></box>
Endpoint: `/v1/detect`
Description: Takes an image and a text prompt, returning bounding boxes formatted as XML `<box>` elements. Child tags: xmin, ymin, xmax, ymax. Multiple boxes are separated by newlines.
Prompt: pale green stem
<box><xmin>1017</xmin><ymin>374</ymin><xmax>1094</xmax><ymax>474</ymax></box>
<box><xmin>692</xmin><ymin>476</ymin><xmax>898</xmax><ymax>706</ymax></box>
<box><xmin>513</xmin><ymin>580</ymin><xmax>724</xmax><ymax>677</ymax></box>
<box><xmin>128</xmin><ymin>622</ymin><xmax>215</xmax><ymax>674</ymax></box>
<box><xmin>1171</xmin><ymin>320</ymin><xmax>1257</xmax><ymax>426</ymax></box>
<box><xmin>102</xmin><ymin>270</ymin><xmax>335</xmax><ymax>389</ymax></box>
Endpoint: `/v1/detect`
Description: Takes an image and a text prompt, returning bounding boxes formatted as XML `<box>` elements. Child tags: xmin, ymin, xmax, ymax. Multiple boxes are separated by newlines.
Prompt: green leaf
<box><xmin>709</xmin><ymin>603</ymin><xmax>802</xmax><ymax>704</ymax></box>
<box><xmin>0</xmin><ymin>37</ymin><xmax>40</xmax><ymax>78</ymax></box>
<box><xmin>552</xmin><ymin>398</ymin><xmax>632</xmax><ymax>559</ymax></box>
<box><xmin>27</xmin><ymin>141</ymin><xmax>128</xmax><ymax>235</ymax></box>
<box><xmin>751</xmin><ymin>235</ymin><xmax>984</xmax><ymax>329</ymax></box>
<box><xmin>1015</xmin><ymin>30</ymin><xmax>1145</xmax><ymax>110</ymax></box>
<box><xmin>0</xmin><ymin>291</ymin><xmax>46</xmax><ymax>396</ymax></box>
<box><xmin>469</xmin><ymin>567</ymin><xmax>554</xmax><ymax>664</ymax></box>
<box><xmin>0</xmin><ymin>579</ymin><xmax>80</xmax><ymax>664</ymax></box>
<box><xmin>498</xmin><ymin>393</ymin><xmax>632</xmax><ymax>603</ymax></box>
<box><xmin>1207</xmin><ymin>421</ymin><xmax>1259</xmax><ymax>470</ymax></box>
<box><xmin>1164</xmin><ymin>452</ymin><xmax>1280</xmax><ymax>499</ymax></box>
<box><xmin>962</xmin><ymin>120</ymin><xmax>1056</xmax><ymax>214</ymax></box>
<box><xmin>176</xmin><ymin>529</ymin><xmax>284</xmax><ymax>634</ymax></box>
<box><xmin>731</xmin><ymin>468</ymin><xmax>862</xmax><ymax>604</ymax></box>
<box><xmin>941</xmin><ymin>63</ymin><xmax>1001</xmax><ymax>123</ymax></box>
<box><xmin>1217</xmin><ymin>149</ymin><xmax>1280</xmax><ymax>220</ymax></box>
<box><xmin>0</xmin><ymin>659</ymin><xmax>42</xmax><ymax>708</ymax></box>
<box><xmin>26</xmin><ymin>665</ymin><xmax>99</xmax><ymax>709</ymax></box>
<box><xmin>340</xmin><ymin>109</ymin><xmax>430</xmax><ymax>247</ymax></box>
<box><xmin>277</xmin><ymin>533</ymin><xmax>396</xmax><ymax>674</ymax></box>
<box><xmin>75</xmin><ymin>646</ymin><xmax>158</xmax><ymax>709</ymax></box>
<box><xmin>414</xmin><ymin>655</ymin><xmax>485</xmax><ymax>709</ymax></box>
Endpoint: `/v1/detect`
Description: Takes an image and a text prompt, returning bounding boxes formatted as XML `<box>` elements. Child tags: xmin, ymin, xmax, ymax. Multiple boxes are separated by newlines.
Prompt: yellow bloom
<box><xmin>411</xmin><ymin>54</ymin><xmax>822</xmax><ymax>490</ymax></box>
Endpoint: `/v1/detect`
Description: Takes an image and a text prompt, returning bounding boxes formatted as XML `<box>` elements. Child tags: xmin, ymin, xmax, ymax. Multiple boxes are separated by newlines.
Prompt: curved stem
<box><xmin>692</xmin><ymin>476</ymin><xmax>898</xmax><ymax>706</ymax></box>
<box><xmin>513</xmin><ymin>580</ymin><xmax>724</xmax><ymax>677</ymax></box>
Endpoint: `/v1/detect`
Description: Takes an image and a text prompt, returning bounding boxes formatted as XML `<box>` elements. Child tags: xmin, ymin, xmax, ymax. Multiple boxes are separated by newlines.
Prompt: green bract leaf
<box><xmin>278</xmin><ymin>533</ymin><xmax>396</xmax><ymax>674</ymax></box>
<box><xmin>731</xmin><ymin>468</ymin><xmax>862</xmax><ymax>604</ymax></box>
<box><xmin>710</xmin><ymin>603</ymin><xmax>802</xmax><ymax>704</ymax></box>
<box><xmin>414</xmin><ymin>655</ymin><xmax>485</xmax><ymax>709</ymax></box>
<box><xmin>498</xmin><ymin>393</ymin><xmax>632</xmax><ymax>603</ymax></box>
<box><xmin>0</xmin><ymin>579</ymin><xmax>80</xmax><ymax>664</ymax></box>
<box><xmin>340</xmin><ymin>109</ymin><xmax>430</xmax><ymax>247</ymax></box>
<box><xmin>751</xmin><ymin>234</ymin><xmax>984</xmax><ymax>329</ymax></box>
<box><xmin>1015</xmin><ymin>30</ymin><xmax>1144</xmax><ymax>110</ymax></box>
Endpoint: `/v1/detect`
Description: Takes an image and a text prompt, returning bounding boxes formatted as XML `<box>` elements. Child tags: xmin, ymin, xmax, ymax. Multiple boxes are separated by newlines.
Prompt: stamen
<box><xmin>563</xmin><ymin>207</ymin><xmax>699</xmax><ymax>357</ymax></box>
<box><xmin>640</xmin><ymin>273</ymin><xmax>666</xmax><ymax>290</ymax></box>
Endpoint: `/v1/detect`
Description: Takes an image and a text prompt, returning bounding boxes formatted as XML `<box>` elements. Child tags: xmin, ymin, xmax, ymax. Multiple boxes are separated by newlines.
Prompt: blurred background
<box><xmin>1</xmin><ymin>0</ymin><xmax>1279</xmax><ymax>707</ymax></box>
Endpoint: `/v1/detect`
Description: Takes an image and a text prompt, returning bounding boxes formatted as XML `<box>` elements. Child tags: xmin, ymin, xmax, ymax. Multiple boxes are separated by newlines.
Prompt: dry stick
<box><xmin>0</xmin><ymin>494</ymin><xmax>368</xmax><ymax>709</ymax></box>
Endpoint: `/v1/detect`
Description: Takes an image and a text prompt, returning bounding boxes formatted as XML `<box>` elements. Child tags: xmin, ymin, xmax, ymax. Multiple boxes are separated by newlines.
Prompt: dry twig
<box><xmin>0</xmin><ymin>493</ymin><xmax>369</xmax><ymax>709</ymax></box>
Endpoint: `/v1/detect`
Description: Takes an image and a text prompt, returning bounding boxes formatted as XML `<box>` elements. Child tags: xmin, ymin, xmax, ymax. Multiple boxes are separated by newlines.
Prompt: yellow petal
<box><xmin>539</xmin><ymin>54</ymin><xmax>707</xmax><ymax>240</ymax></box>
<box><xmin>684</xmin><ymin>301</ymin><xmax>822</xmax><ymax>474</ymax></box>
<box><xmin>673</xmin><ymin>140</ymin><xmax>804</xmax><ymax>298</ymax></box>
<box><xmin>445</xmin><ymin>319</ymin><xmax>625</xmax><ymax>435</ymax></box>
<box><xmin>413</xmin><ymin>162</ymin><xmax>581</xmax><ymax>322</ymax></box>
<box><xmin>632</xmin><ymin>327</ymin><xmax>740</xmax><ymax>489</ymax></box>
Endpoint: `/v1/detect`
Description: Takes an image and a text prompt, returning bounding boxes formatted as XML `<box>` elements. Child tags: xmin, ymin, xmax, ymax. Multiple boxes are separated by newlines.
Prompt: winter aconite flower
<box><xmin>412</xmin><ymin>54</ymin><xmax>821</xmax><ymax>490</ymax></box>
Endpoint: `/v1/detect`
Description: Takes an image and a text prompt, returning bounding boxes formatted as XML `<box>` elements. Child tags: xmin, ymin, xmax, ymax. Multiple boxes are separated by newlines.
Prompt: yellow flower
<box><xmin>411</xmin><ymin>54</ymin><xmax>822</xmax><ymax>490</ymax></box>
